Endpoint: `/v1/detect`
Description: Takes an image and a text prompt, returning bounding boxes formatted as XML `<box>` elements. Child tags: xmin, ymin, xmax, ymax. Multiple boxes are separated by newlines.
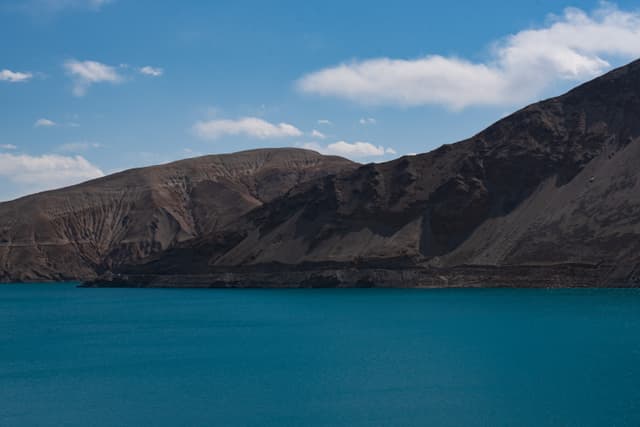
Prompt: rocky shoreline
<box><xmin>81</xmin><ymin>263</ymin><xmax>638</xmax><ymax>289</ymax></box>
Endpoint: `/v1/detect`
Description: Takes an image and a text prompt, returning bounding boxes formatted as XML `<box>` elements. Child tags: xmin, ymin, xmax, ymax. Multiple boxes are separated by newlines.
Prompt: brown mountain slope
<box><xmin>113</xmin><ymin>59</ymin><xmax>640</xmax><ymax>287</ymax></box>
<box><xmin>0</xmin><ymin>148</ymin><xmax>356</xmax><ymax>281</ymax></box>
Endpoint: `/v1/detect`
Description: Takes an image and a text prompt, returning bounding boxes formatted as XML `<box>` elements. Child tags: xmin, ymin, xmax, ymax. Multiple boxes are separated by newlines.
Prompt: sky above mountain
<box><xmin>1</xmin><ymin>0</ymin><xmax>640</xmax><ymax>200</ymax></box>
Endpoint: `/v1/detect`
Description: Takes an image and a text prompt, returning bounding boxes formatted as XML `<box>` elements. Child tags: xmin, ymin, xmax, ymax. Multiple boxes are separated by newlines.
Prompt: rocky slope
<box><xmin>105</xmin><ymin>59</ymin><xmax>640</xmax><ymax>287</ymax></box>
<box><xmin>0</xmin><ymin>149</ymin><xmax>356</xmax><ymax>281</ymax></box>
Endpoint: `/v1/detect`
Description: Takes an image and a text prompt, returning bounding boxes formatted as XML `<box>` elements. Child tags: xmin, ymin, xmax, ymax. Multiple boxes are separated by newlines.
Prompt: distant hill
<box><xmin>100</xmin><ymin>59</ymin><xmax>640</xmax><ymax>288</ymax></box>
<box><xmin>0</xmin><ymin>148</ymin><xmax>356</xmax><ymax>281</ymax></box>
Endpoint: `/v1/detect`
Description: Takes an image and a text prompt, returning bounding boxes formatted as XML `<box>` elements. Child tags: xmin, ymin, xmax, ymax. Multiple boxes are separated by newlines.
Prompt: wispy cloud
<box><xmin>302</xmin><ymin>141</ymin><xmax>396</xmax><ymax>158</ymax></box>
<box><xmin>317</xmin><ymin>119</ymin><xmax>332</xmax><ymax>125</ymax></box>
<box><xmin>298</xmin><ymin>4</ymin><xmax>640</xmax><ymax>109</ymax></box>
<box><xmin>0</xmin><ymin>144</ymin><xmax>18</xmax><ymax>150</ymax></box>
<box><xmin>139</xmin><ymin>66</ymin><xmax>164</xmax><ymax>77</ymax></box>
<box><xmin>57</xmin><ymin>142</ymin><xmax>102</xmax><ymax>152</ymax></box>
<box><xmin>64</xmin><ymin>59</ymin><xmax>122</xmax><ymax>96</ymax></box>
<box><xmin>310</xmin><ymin>129</ymin><xmax>326</xmax><ymax>139</ymax></box>
<box><xmin>34</xmin><ymin>118</ymin><xmax>56</xmax><ymax>127</ymax></box>
<box><xmin>193</xmin><ymin>117</ymin><xmax>303</xmax><ymax>140</ymax></box>
<box><xmin>0</xmin><ymin>69</ymin><xmax>33</xmax><ymax>83</ymax></box>
<box><xmin>359</xmin><ymin>117</ymin><xmax>376</xmax><ymax>125</ymax></box>
<box><xmin>83</xmin><ymin>0</ymin><xmax>112</xmax><ymax>8</ymax></box>
<box><xmin>0</xmin><ymin>152</ymin><xmax>104</xmax><ymax>198</ymax></box>
<box><xmin>183</xmin><ymin>148</ymin><xmax>202</xmax><ymax>157</ymax></box>
<box><xmin>17</xmin><ymin>0</ymin><xmax>114</xmax><ymax>14</ymax></box>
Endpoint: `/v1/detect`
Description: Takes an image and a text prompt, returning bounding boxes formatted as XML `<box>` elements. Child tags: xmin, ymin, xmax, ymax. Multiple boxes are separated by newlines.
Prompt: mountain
<box><xmin>99</xmin><ymin>59</ymin><xmax>640</xmax><ymax>288</ymax></box>
<box><xmin>0</xmin><ymin>149</ymin><xmax>356</xmax><ymax>281</ymax></box>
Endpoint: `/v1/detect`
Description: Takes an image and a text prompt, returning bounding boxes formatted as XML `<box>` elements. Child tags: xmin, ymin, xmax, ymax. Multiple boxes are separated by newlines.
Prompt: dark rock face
<box><xmin>0</xmin><ymin>149</ymin><xmax>356</xmax><ymax>281</ymax></box>
<box><xmin>111</xmin><ymin>59</ymin><xmax>640</xmax><ymax>287</ymax></box>
<box><xmin>8</xmin><ymin>60</ymin><xmax>640</xmax><ymax>287</ymax></box>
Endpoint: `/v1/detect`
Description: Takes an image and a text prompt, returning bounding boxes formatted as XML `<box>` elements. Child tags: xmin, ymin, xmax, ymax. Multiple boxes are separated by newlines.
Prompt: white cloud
<box><xmin>0</xmin><ymin>69</ymin><xmax>32</xmax><ymax>83</ymax></box>
<box><xmin>0</xmin><ymin>144</ymin><xmax>17</xmax><ymax>150</ymax></box>
<box><xmin>34</xmin><ymin>118</ymin><xmax>56</xmax><ymax>127</ymax></box>
<box><xmin>139</xmin><ymin>66</ymin><xmax>163</xmax><ymax>77</ymax></box>
<box><xmin>359</xmin><ymin>117</ymin><xmax>376</xmax><ymax>125</ymax></box>
<box><xmin>297</xmin><ymin>4</ymin><xmax>640</xmax><ymax>109</ymax></box>
<box><xmin>327</xmin><ymin>141</ymin><xmax>385</xmax><ymax>157</ymax></box>
<box><xmin>57</xmin><ymin>142</ymin><xmax>102</xmax><ymax>152</ymax></box>
<box><xmin>193</xmin><ymin>117</ymin><xmax>303</xmax><ymax>140</ymax></box>
<box><xmin>310</xmin><ymin>129</ymin><xmax>326</xmax><ymax>139</ymax></box>
<box><xmin>0</xmin><ymin>153</ymin><xmax>104</xmax><ymax>197</ymax></box>
<box><xmin>317</xmin><ymin>119</ymin><xmax>332</xmax><ymax>125</ymax></box>
<box><xmin>302</xmin><ymin>141</ymin><xmax>395</xmax><ymax>158</ymax></box>
<box><xmin>64</xmin><ymin>59</ymin><xmax>122</xmax><ymax>96</ymax></box>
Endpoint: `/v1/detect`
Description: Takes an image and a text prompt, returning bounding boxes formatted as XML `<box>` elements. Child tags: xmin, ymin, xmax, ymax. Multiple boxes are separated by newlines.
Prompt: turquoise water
<box><xmin>1</xmin><ymin>284</ymin><xmax>640</xmax><ymax>426</ymax></box>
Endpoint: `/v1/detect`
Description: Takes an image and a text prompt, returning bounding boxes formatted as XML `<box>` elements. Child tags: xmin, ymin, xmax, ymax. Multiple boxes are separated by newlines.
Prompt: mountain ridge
<box><xmin>5</xmin><ymin>59</ymin><xmax>640</xmax><ymax>287</ymax></box>
<box><xmin>96</xmin><ymin>59</ymin><xmax>640</xmax><ymax>287</ymax></box>
<box><xmin>0</xmin><ymin>148</ymin><xmax>356</xmax><ymax>281</ymax></box>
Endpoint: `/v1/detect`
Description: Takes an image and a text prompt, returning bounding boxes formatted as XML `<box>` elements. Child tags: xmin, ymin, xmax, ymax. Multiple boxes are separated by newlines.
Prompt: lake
<box><xmin>1</xmin><ymin>283</ymin><xmax>640</xmax><ymax>426</ymax></box>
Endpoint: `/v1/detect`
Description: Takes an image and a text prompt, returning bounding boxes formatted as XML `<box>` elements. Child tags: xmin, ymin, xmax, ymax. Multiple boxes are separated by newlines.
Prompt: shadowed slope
<box><xmin>0</xmin><ymin>148</ymin><xmax>356</xmax><ymax>281</ymax></box>
<box><xmin>122</xmin><ymin>59</ymin><xmax>640</xmax><ymax>287</ymax></box>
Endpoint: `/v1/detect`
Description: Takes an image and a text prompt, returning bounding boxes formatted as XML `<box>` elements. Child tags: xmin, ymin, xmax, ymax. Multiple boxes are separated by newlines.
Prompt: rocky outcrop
<box><xmin>83</xmin><ymin>263</ymin><xmax>618</xmax><ymax>289</ymax></box>
<box><xmin>105</xmin><ymin>59</ymin><xmax>640</xmax><ymax>287</ymax></box>
<box><xmin>7</xmin><ymin>59</ymin><xmax>640</xmax><ymax>287</ymax></box>
<box><xmin>0</xmin><ymin>149</ymin><xmax>356</xmax><ymax>281</ymax></box>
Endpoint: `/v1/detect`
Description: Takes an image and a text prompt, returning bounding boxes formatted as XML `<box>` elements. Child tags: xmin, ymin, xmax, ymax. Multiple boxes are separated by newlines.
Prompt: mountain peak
<box><xmin>104</xmin><ymin>59</ymin><xmax>640</xmax><ymax>287</ymax></box>
<box><xmin>0</xmin><ymin>148</ymin><xmax>356</xmax><ymax>282</ymax></box>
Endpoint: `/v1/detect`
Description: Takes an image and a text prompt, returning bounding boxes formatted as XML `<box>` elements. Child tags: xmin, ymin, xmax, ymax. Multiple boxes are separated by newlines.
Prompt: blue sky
<box><xmin>1</xmin><ymin>0</ymin><xmax>640</xmax><ymax>200</ymax></box>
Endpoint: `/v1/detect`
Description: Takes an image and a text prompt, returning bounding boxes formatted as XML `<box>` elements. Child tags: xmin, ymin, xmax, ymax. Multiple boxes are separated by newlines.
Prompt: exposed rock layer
<box><xmin>104</xmin><ymin>59</ymin><xmax>640</xmax><ymax>287</ymax></box>
<box><xmin>0</xmin><ymin>149</ymin><xmax>356</xmax><ymax>281</ymax></box>
<box><xmin>7</xmin><ymin>60</ymin><xmax>640</xmax><ymax>287</ymax></box>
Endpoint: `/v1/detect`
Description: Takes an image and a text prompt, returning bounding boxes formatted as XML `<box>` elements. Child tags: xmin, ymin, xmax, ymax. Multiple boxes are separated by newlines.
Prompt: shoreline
<box><xmin>80</xmin><ymin>263</ymin><xmax>639</xmax><ymax>289</ymax></box>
